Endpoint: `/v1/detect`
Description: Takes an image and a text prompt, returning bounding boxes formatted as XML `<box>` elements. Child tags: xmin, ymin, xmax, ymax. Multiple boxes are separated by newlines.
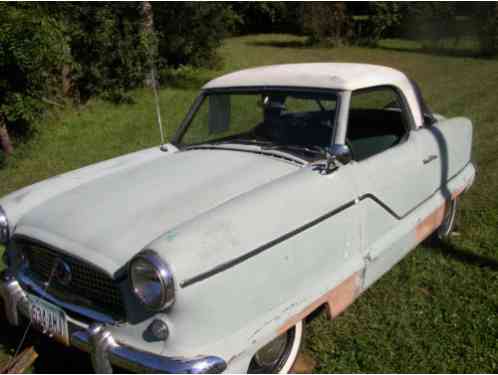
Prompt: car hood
<box><xmin>15</xmin><ymin>149</ymin><xmax>298</xmax><ymax>275</ymax></box>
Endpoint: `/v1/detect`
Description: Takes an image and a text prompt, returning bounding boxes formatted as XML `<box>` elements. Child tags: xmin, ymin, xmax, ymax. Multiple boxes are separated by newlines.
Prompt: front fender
<box><xmin>146</xmin><ymin>165</ymin><xmax>364</xmax><ymax>370</ymax></box>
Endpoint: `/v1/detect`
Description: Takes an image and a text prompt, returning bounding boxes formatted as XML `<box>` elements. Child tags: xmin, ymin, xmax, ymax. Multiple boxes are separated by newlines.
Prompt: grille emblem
<box><xmin>54</xmin><ymin>258</ymin><xmax>72</xmax><ymax>286</ymax></box>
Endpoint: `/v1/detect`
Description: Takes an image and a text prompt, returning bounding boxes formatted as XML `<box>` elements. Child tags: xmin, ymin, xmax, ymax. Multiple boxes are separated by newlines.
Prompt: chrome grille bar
<box><xmin>18</xmin><ymin>239</ymin><xmax>125</xmax><ymax>320</ymax></box>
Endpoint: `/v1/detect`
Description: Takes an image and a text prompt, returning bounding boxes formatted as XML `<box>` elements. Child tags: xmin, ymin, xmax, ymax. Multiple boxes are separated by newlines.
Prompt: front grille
<box><xmin>19</xmin><ymin>240</ymin><xmax>125</xmax><ymax>320</ymax></box>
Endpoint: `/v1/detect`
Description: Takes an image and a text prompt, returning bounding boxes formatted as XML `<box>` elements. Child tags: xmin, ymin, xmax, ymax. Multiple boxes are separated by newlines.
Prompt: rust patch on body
<box><xmin>451</xmin><ymin>187</ymin><xmax>464</xmax><ymax>200</ymax></box>
<box><xmin>278</xmin><ymin>272</ymin><xmax>361</xmax><ymax>335</ymax></box>
<box><xmin>415</xmin><ymin>203</ymin><xmax>446</xmax><ymax>242</ymax></box>
<box><xmin>326</xmin><ymin>272</ymin><xmax>361</xmax><ymax>318</ymax></box>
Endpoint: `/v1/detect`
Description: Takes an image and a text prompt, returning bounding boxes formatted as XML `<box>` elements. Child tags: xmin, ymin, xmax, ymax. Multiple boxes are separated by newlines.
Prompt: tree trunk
<box><xmin>62</xmin><ymin>63</ymin><xmax>73</xmax><ymax>97</ymax></box>
<box><xmin>142</xmin><ymin>1</ymin><xmax>158</xmax><ymax>88</ymax></box>
<box><xmin>0</xmin><ymin>116</ymin><xmax>13</xmax><ymax>156</ymax></box>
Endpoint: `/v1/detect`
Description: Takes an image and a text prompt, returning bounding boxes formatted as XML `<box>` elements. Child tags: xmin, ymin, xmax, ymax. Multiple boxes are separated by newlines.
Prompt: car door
<box><xmin>344</xmin><ymin>86</ymin><xmax>434</xmax><ymax>287</ymax></box>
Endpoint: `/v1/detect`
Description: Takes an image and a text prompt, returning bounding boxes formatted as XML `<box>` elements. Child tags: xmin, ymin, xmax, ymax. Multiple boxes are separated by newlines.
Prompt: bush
<box><xmin>53</xmin><ymin>3</ymin><xmax>148</xmax><ymax>103</ymax></box>
<box><xmin>228</xmin><ymin>3</ymin><xmax>304</xmax><ymax>35</ymax></box>
<box><xmin>303</xmin><ymin>2</ymin><xmax>353</xmax><ymax>47</ymax></box>
<box><xmin>0</xmin><ymin>3</ymin><xmax>67</xmax><ymax>154</ymax></box>
<box><xmin>153</xmin><ymin>3</ymin><xmax>231</xmax><ymax>69</ymax></box>
<box><xmin>354</xmin><ymin>3</ymin><xmax>403</xmax><ymax>46</ymax></box>
<box><xmin>474</xmin><ymin>3</ymin><xmax>498</xmax><ymax>56</ymax></box>
<box><xmin>406</xmin><ymin>3</ymin><xmax>460</xmax><ymax>51</ymax></box>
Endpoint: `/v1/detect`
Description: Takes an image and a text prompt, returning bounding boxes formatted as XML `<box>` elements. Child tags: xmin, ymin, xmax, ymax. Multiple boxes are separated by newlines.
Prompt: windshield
<box><xmin>175</xmin><ymin>90</ymin><xmax>338</xmax><ymax>160</ymax></box>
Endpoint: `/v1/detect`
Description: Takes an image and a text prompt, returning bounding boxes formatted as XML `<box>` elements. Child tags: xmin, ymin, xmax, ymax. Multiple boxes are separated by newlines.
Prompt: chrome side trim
<box><xmin>181</xmin><ymin>160</ymin><xmax>474</xmax><ymax>288</ymax></box>
<box><xmin>180</xmin><ymin>199</ymin><xmax>356</xmax><ymax>288</ymax></box>
<box><xmin>17</xmin><ymin>271</ymin><xmax>117</xmax><ymax>324</ymax></box>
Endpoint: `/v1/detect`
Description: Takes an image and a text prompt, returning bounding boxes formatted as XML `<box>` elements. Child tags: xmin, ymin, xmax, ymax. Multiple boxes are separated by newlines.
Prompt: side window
<box><xmin>284</xmin><ymin>97</ymin><xmax>336</xmax><ymax>114</ymax></box>
<box><xmin>347</xmin><ymin>87</ymin><xmax>408</xmax><ymax>162</ymax></box>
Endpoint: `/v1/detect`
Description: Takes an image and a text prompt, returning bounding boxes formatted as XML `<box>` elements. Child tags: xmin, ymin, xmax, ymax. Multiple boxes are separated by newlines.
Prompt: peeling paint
<box><xmin>451</xmin><ymin>187</ymin><xmax>464</xmax><ymax>200</ymax></box>
<box><xmin>163</xmin><ymin>230</ymin><xmax>178</xmax><ymax>242</ymax></box>
<box><xmin>250</xmin><ymin>316</ymin><xmax>281</xmax><ymax>340</ymax></box>
<box><xmin>277</xmin><ymin>272</ymin><xmax>362</xmax><ymax>335</ymax></box>
<box><xmin>13</xmin><ymin>190</ymin><xmax>31</xmax><ymax>204</ymax></box>
<box><xmin>226</xmin><ymin>349</ymin><xmax>247</xmax><ymax>366</ymax></box>
<box><xmin>415</xmin><ymin>203</ymin><xmax>446</xmax><ymax>242</ymax></box>
<box><xmin>327</xmin><ymin>272</ymin><xmax>362</xmax><ymax>318</ymax></box>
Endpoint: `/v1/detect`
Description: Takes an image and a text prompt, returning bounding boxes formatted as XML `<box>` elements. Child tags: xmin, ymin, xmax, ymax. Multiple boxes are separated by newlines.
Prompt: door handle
<box><xmin>423</xmin><ymin>154</ymin><xmax>438</xmax><ymax>164</ymax></box>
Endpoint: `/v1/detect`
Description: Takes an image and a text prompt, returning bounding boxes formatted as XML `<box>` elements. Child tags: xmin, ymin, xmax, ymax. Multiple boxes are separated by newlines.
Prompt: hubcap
<box><xmin>249</xmin><ymin>327</ymin><xmax>296</xmax><ymax>373</ymax></box>
<box><xmin>254</xmin><ymin>334</ymin><xmax>288</xmax><ymax>368</ymax></box>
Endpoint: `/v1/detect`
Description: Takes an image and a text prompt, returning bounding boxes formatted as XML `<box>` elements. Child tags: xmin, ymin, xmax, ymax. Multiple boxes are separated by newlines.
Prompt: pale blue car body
<box><xmin>0</xmin><ymin>64</ymin><xmax>475</xmax><ymax>373</ymax></box>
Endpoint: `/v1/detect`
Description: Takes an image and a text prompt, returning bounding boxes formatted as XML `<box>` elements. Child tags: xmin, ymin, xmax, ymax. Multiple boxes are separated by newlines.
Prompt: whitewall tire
<box><xmin>248</xmin><ymin>321</ymin><xmax>304</xmax><ymax>374</ymax></box>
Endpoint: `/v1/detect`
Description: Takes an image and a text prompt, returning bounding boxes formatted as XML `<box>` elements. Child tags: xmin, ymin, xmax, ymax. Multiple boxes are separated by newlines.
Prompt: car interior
<box><xmin>251</xmin><ymin>91</ymin><xmax>407</xmax><ymax>162</ymax></box>
<box><xmin>347</xmin><ymin>108</ymin><xmax>407</xmax><ymax>162</ymax></box>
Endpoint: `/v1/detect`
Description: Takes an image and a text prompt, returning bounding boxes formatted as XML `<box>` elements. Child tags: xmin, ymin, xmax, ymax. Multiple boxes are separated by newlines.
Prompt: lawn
<box><xmin>1</xmin><ymin>34</ymin><xmax>497</xmax><ymax>372</ymax></box>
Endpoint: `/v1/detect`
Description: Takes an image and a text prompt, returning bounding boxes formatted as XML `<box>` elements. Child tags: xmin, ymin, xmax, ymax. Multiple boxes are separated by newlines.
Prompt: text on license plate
<box><xmin>29</xmin><ymin>294</ymin><xmax>69</xmax><ymax>346</ymax></box>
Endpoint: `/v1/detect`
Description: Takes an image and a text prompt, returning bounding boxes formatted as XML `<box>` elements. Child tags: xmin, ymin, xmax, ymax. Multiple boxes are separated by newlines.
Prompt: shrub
<box><xmin>355</xmin><ymin>3</ymin><xmax>403</xmax><ymax>46</ymax></box>
<box><xmin>0</xmin><ymin>3</ymin><xmax>67</xmax><ymax>154</ymax></box>
<box><xmin>152</xmin><ymin>3</ymin><xmax>230</xmax><ymax>69</ymax></box>
<box><xmin>54</xmin><ymin>3</ymin><xmax>148</xmax><ymax>102</ymax></box>
<box><xmin>228</xmin><ymin>3</ymin><xmax>304</xmax><ymax>35</ymax></box>
<box><xmin>303</xmin><ymin>2</ymin><xmax>353</xmax><ymax>47</ymax></box>
<box><xmin>474</xmin><ymin>3</ymin><xmax>498</xmax><ymax>56</ymax></box>
<box><xmin>406</xmin><ymin>3</ymin><xmax>460</xmax><ymax>51</ymax></box>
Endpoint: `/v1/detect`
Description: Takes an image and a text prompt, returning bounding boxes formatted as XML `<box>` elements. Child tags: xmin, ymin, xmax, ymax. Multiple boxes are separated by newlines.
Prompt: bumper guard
<box><xmin>0</xmin><ymin>271</ymin><xmax>226</xmax><ymax>374</ymax></box>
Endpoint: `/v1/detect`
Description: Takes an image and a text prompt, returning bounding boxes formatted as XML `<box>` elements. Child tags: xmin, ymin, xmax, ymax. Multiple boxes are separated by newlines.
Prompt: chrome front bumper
<box><xmin>0</xmin><ymin>271</ymin><xmax>226</xmax><ymax>374</ymax></box>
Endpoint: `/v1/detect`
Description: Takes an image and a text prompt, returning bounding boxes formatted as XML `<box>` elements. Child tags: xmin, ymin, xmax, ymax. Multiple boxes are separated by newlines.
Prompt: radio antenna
<box><xmin>150</xmin><ymin>66</ymin><xmax>168</xmax><ymax>152</ymax></box>
<box><xmin>143</xmin><ymin>1</ymin><xmax>167</xmax><ymax>152</ymax></box>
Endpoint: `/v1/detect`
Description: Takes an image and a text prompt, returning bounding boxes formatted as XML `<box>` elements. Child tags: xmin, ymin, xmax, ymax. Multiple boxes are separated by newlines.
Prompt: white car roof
<box><xmin>203</xmin><ymin>63</ymin><xmax>424</xmax><ymax>128</ymax></box>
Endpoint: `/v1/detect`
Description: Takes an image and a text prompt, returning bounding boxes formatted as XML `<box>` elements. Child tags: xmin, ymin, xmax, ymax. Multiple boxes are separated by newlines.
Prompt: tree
<box><xmin>141</xmin><ymin>1</ymin><xmax>158</xmax><ymax>88</ymax></box>
<box><xmin>406</xmin><ymin>3</ymin><xmax>459</xmax><ymax>51</ymax></box>
<box><xmin>0</xmin><ymin>3</ymin><xmax>66</xmax><ymax>155</ymax></box>
<box><xmin>475</xmin><ymin>2</ymin><xmax>498</xmax><ymax>56</ymax></box>
<box><xmin>303</xmin><ymin>2</ymin><xmax>353</xmax><ymax>46</ymax></box>
<box><xmin>367</xmin><ymin>3</ymin><xmax>403</xmax><ymax>46</ymax></box>
<box><xmin>152</xmin><ymin>3</ymin><xmax>230</xmax><ymax>68</ymax></box>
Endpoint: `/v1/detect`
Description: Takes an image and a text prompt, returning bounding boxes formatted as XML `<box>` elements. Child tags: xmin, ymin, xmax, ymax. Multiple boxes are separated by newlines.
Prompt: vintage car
<box><xmin>0</xmin><ymin>63</ymin><xmax>475</xmax><ymax>373</ymax></box>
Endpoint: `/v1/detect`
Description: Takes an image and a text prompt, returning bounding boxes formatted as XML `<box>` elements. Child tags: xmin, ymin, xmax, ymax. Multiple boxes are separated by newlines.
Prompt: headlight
<box><xmin>0</xmin><ymin>206</ymin><xmax>10</xmax><ymax>244</ymax></box>
<box><xmin>129</xmin><ymin>250</ymin><xmax>175</xmax><ymax>311</ymax></box>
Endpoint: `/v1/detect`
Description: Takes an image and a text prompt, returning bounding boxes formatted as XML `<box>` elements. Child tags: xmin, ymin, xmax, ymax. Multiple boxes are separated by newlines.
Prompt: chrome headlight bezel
<box><xmin>0</xmin><ymin>206</ymin><xmax>10</xmax><ymax>245</ymax></box>
<box><xmin>129</xmin><ymin>250</ymin><xmax>175</xmax><ymax>311</ymax></box>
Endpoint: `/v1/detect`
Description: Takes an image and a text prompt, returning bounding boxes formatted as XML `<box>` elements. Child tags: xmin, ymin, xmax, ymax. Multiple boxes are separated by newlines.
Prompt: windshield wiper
<box><xmin>261</xmin><ymin>144</ymin><xmax>326</xmax><ymax>157</ymax></box>
<box><xmin>219</xmin><ymin>139</ymin><xmax>273</xmax><ymax>146</ymax></box>
<box><xmin>183</xmin><ymin>138</ymin><xmax>271</xmax><ymax>150</ymax></box>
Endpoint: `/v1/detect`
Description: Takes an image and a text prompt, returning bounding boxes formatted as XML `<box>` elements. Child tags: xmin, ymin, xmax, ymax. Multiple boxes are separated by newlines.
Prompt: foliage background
<box><xmin>0</xmin><ymin>2</ymin><xmax>497</xmax><ymax>372</ymax></box>
<box><xmin>1</xmin><ymin>32</ymin><xmax>497</xmax><ymax>373</ymax></box>
<box><xmin>0</xmin><ymin>2</ymin><xmax>497</xmax><ymax>157</ymax></box>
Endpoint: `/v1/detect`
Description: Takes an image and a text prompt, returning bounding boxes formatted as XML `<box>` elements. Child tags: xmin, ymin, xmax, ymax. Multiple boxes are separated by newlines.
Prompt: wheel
<box><xmin>248</xmin><ymin>321</ymin><xmax>303</xmax><ymax>374</ymax></box>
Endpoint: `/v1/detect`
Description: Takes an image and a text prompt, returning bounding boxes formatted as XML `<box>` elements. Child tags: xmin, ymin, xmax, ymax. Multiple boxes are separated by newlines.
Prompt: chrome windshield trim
<box><xmin>17</xmin><ymin>271</ymin><xmax>118</xmax><ymax>325</ymax></box>
<box><xmin>183</xmin><ymin>144</ymin><xmax>307</xmax><ymax>166</ymax></box>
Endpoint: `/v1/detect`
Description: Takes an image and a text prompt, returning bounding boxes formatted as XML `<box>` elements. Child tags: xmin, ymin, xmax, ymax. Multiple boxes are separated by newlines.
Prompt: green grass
<box><xmin>1</xmin><ymin>34</ymin><xmax>497</xmax><ymax>372</ymax></box>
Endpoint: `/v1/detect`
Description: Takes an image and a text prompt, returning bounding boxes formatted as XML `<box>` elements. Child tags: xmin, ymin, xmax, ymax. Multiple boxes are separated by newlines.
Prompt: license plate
<box><xmin>29</xmin><ymin>294</ymin><xmax>69</xmax><ymax>346</ymax></box>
